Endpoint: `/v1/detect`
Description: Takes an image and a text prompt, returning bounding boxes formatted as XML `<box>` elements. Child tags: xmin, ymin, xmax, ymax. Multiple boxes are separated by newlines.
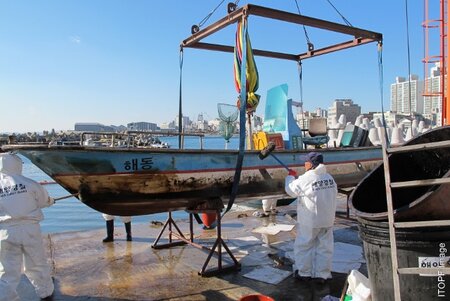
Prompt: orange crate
<box><xmin>267</xmin><ymin>133</ymin><xmax>285</xmax><ymax>149</ymax></box>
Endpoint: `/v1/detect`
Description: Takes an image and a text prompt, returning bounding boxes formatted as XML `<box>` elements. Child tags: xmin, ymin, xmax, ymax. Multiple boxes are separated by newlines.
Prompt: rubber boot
<box><xmin>103</xmin><ymin>220</ymin><xmax>114</xmax><ymax>242</ymax></box>
<box><xmin>125</xmin><ymin>222</ymin><xmax>132</xmax><ymax>241</ymax></box>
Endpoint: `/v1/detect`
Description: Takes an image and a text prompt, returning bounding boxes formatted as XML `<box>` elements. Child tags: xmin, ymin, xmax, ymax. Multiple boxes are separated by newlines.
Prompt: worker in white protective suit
<box><xmin>285</xmin><ymin>152</ymin><xmax>337</xmax><ymax>284</ymax></box>
<box><xmin>0</xmin><ymin>153</ymin><xmax>54</xmax><ymax>300</ymax></box>
<box><xmin>101</xmin><ymin>214</ymin><xmax>132</xmax><ymax>242</ymax></box>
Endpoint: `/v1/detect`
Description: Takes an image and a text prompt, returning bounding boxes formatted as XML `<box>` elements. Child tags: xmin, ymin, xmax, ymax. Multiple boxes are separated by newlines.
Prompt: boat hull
<box><xmin>350</xmin><ymin>126</ymin><xmax>450</xmax><ymax>221</ymax></box>
<box><xmin>3</xmin><ymin>145</ymin><xmax>382</xmax><ymax>215</ymax></box>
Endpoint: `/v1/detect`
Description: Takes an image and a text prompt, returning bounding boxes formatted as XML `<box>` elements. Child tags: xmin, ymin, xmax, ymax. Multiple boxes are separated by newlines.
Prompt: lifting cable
<box><xmin>294</xmin><ymin>0</ymin><xmax>314</xmax><ymax>51</ymax></box>
<box><xmin>378</xmin><ymin>42</ymin><xmax>390</xmax><ymax>147</ymax></box>
<box><xmin>178</xmin><ymin>47</ymin><xmax>184</xmax><ymax>148</ymax></box>
<box><xmin>404</xmin><ymin>0</ymin><xmax>413</xmax><ymax>119</ymax></box>
<box><xmin>297</xmin><ymin>60</ymin><xmax>306</xmax><ymax>133</ymax></box>
<box><xmin>178</xmin><ymin>45</ymin><xmax>203</xmax><ymax>224</ymax></box>
<box><xmin>325</xmin><ymin>0</ymin><xmax>353</xmax><ymax>26</ymax></box>
<box><xmin>191</xmin><ymin>0</ymin><xmax>227</xmax><ymax>33</ymax></box>
<box><xmin>293</xmin><ymin>0</ymin><xmax>311</xmax><ymax>133</ymax></box>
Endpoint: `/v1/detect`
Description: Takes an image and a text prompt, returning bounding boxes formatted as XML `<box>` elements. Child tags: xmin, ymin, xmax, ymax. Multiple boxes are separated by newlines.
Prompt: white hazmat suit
<box><xmin>0</xmin><ymin>153</ymin><xmax>54</xmax><ymax>300</ymax></box>
<box><xmin>285</xmin><ymin>163</ymin><xmax>337</xmax><ymax>280</ymax></box>
<box><xmin>102</xmin><ymin>214</ymin><xmax>131</xmax><ymax>224</ymax></box>
<box><xmin>0</xmin><ymin>278</ymin><xmax>18</xmax><ymax>301</ymax></box>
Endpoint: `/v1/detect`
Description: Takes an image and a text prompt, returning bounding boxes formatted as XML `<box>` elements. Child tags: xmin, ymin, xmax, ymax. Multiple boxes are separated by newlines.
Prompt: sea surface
<box><xmin>22</xmin><ymin>136</ymin><xmax>240</xmax><ymax>234</ymax></box>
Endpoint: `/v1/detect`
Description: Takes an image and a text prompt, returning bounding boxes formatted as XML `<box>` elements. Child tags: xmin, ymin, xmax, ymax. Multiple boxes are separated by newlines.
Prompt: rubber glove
<box><xmin>288</xmin><ymin>169</ymin><xmax>297</xmax><ymax>177</ymax></box>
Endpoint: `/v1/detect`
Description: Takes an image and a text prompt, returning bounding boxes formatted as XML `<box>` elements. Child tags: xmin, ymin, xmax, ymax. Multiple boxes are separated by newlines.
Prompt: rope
<box><xmin>178</xmin><ymin>47</ymin><xmax>184</xmax><ymax>148</ymax></box>
<box><xmin>325</xmin><ymin>0</ymin><xmax>353</xmax><ymax>26</ymax></box>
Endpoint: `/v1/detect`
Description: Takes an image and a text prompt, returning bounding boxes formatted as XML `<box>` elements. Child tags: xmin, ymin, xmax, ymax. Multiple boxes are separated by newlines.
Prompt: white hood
<box><xmin>0</xmin><ymin>153</ymin><xmax>53</xmax><ymax>226</ymax></box>
<box><xmin>312</xmin><ymin>163</ymin><xmax>327</xmax><ymax>175</ymax></box>
<box><xmin>0</xmin><ymin>153</ymin><xmax>23</xmax><ymax>175</ymax></box>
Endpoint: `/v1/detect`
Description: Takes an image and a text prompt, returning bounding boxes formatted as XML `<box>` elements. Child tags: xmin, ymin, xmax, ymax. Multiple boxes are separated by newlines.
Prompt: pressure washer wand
<box><xmin>258</xmin><ymin>142</ymin><xmax>290</xmax><ymax>171</ymax></box>
<box><xmin>53</xmin><ymin>193</ymin><xmax>79</xmax><ymax>202</ymax></box>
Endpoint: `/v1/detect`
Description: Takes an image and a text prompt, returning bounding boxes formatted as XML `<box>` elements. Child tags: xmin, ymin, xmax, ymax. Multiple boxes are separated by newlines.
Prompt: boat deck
<box><xmin>18</xmin><ymin>196</ymin><xmax>366</xmax><ymax>301</ymax></box>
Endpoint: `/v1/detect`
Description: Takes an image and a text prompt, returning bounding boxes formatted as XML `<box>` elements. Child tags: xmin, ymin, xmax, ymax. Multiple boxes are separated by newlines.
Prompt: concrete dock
<box><xmin>17</xmin><ymin>196</ymin><xmax>366</xmax><ymax>301</ymax></box>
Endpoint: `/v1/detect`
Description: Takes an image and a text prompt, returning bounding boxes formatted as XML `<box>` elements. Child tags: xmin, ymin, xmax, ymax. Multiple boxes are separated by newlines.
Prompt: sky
<box><xmin>0</xmin><ymin>0</ymin><xmax>435</xmax><ymax>133</ymax></box>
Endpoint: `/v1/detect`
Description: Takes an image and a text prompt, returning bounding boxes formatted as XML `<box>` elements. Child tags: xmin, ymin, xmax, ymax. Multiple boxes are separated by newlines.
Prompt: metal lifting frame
<box><xmin>177</xmin><ymin>1</ymin><xmax>384</xmax><ymax>279</ymax></box>
<box><xmin>380</xmin><ymin>131</ymin><xmax>450</xmax><ymax>300</ymax></box>
<box><xmin>181</xmin><ymin>4</ymin><xmax>382</xmax><ymax>61</ymax></box>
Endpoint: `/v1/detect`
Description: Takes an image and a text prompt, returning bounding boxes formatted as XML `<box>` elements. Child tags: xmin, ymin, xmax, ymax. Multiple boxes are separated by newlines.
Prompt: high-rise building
<box><xmin>196</xmin><ymin>113</ymin><xmax>208</xmax><ymax>131</ymax></box>
<box><xmin>390</xmin><ymin>75</ymin><xmax>424</xmax><ymax>114</ymax></box>
<box><xmin>327</xmin><ymin>99</ymin><xmax>361</xmax><ymax>126</ymax></box>
<box><xmin>423</xmin><ymin>63</ymin><xmax>443</xmax><ymax>126</ymax></box>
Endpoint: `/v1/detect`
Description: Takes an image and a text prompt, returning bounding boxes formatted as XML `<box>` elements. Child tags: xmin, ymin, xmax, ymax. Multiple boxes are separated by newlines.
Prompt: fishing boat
<box><xmin>2</xmin><ymin>143</ymin><xmax>381</xmax><ymax>216</ymax></box>
<box><xmin>2</xmin><ymin>3</ymin><xmax>385</xmax><ymax>216</ymax></box>
<box><xmin>350</xmin><ymin>125</ymin><xmax>450</xmax><ymax>221</ymax></box>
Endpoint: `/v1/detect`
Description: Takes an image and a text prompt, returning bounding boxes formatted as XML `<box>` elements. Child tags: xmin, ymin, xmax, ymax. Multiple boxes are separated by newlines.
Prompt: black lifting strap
<box><xmin>224</xmin><ymin>134</ymin><xmax>245</xmax><ymax>215</ymax></box>
<box><xmin>223</xmin><ymin>18</ymin><xmax>248</xmax><ymax>216</ymax></box>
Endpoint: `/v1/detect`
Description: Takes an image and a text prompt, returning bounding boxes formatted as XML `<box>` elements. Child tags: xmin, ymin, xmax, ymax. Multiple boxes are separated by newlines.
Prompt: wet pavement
<box><xmin>18</xmin><ymin>195</ymin><xmax>366</xmax><ymax>301</ymax></box>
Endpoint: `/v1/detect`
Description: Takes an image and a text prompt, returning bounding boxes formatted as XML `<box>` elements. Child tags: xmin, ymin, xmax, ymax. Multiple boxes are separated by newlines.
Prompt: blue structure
<box><xmin>262</xmin><ymin>84</ymin><xmax>302</xmax><ymax>149</ymax></box>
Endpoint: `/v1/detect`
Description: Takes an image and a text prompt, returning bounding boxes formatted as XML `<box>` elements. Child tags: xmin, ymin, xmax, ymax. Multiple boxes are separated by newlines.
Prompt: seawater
<box><xmin>22</xmin><ymin>136</ymin><xmax>240</xmax><ymax>234</ymax></box>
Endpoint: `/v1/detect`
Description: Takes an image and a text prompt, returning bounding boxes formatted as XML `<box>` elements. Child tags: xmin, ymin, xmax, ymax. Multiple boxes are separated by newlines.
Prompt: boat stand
<box><xmin>151</xmin><ymin>209</ymin><xmax>241</xmax><ymax>277</ymax></box>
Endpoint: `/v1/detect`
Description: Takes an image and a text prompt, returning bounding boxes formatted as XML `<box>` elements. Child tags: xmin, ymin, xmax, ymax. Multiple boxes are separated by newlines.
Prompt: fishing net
<box><xmin>219</xmin><ymin>120</ymin><xmax>235</xmax><ymax>142</ymax></box>
<box><xmin>218</xmin><ymin>103</ymin><xmax>238</xmax><ymax>148</ymax></box>
<box><xmin>218</xmin><ymin>103</ymin><xmax>239</xmax><ymax>123</ymax></box>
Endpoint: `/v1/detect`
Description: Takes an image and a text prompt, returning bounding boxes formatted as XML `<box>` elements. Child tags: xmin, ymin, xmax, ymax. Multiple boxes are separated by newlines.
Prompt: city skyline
<box><xmin>1</xmin><ymin>1</ymin><xmax>429</xmax><ymax>132</ymax></box>
<box><xmin>0</xmin><ymin>89</ymin><xmax>434</xmax><ymax>134</ymax></box>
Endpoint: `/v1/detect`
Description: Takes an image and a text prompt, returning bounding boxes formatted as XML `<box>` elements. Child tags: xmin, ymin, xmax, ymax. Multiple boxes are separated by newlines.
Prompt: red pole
<box><xmin>445</xmin><ymin>0</ymin><xmax>449</xmax><ymax>125</ymax></box>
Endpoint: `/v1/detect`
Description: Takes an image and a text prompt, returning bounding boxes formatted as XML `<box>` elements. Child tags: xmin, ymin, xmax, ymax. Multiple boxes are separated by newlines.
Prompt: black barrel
<box><xmin>350</xmin><ymin>126</ymin><xmax>450</xmax><ymax>221</ymax></box>
<box><xmin>358</xmin><ymin>217</ymin><xmax>450</xmax><ymax>301</ymax></box>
